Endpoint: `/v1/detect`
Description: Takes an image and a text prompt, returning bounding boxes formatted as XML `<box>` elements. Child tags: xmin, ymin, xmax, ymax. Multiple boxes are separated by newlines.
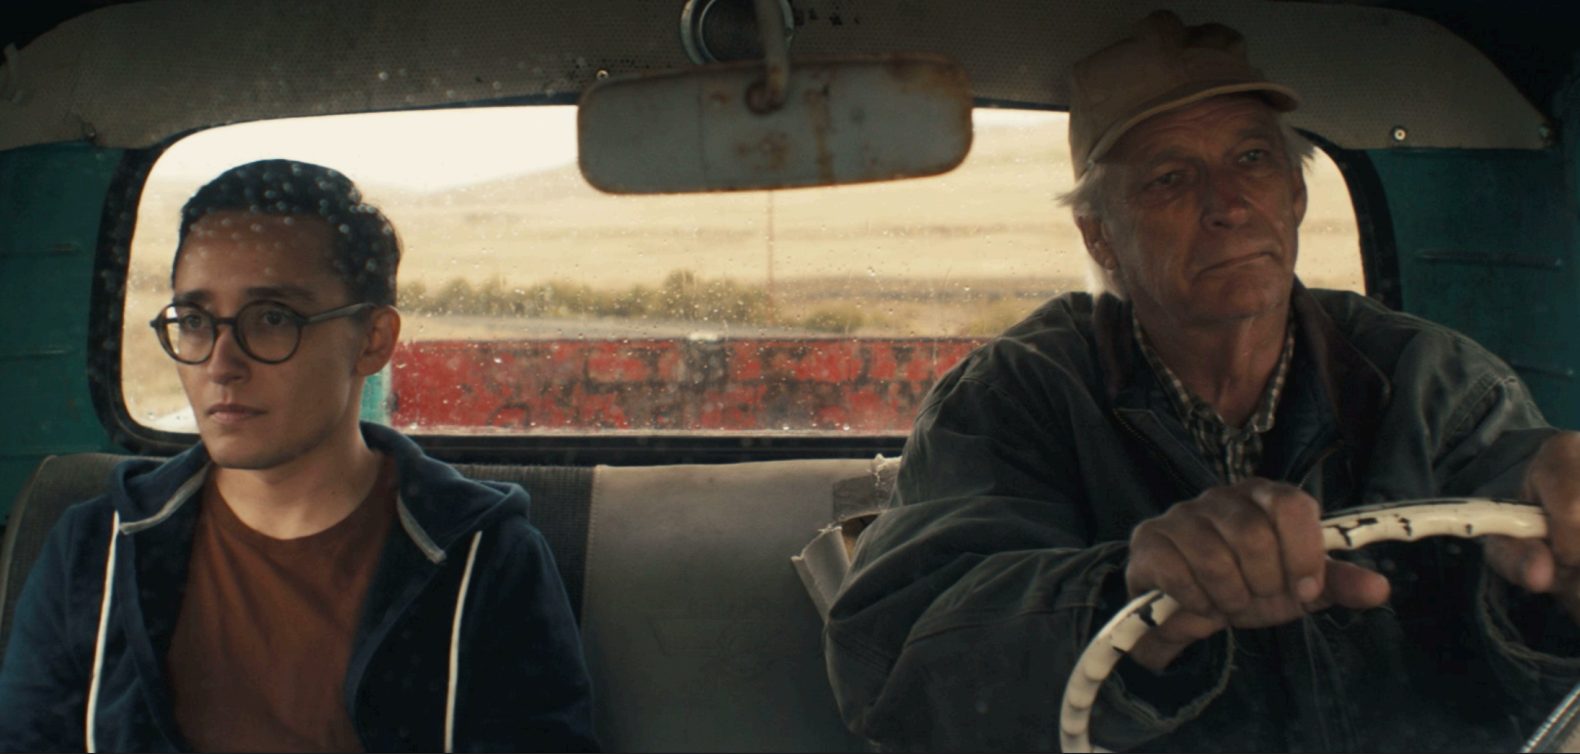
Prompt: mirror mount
<box><xmin>578</xmin><ymin>54</ymin><xmax>972</xmax><ymax>194</ymax></box>
<box><xmin>747</xmin><ymin>0</ymin><xmax>790</xmax><ymax>114</ymax></box>
<box><xmin>579</xmin><ymin>0</ymin><xmax>972</xmax><ymax>196</ymax></box>
<box><xmin>579</xmin><ymin>0</ymin><xmax>972</xmax><ymax>194</ymax></box>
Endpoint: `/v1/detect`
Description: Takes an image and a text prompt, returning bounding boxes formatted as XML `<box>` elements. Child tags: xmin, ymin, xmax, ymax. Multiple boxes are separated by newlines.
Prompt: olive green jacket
<box><xmin>826</xmin><ymin>286</ymin><xmax>1580</xmax><ymax>751</ymax></box>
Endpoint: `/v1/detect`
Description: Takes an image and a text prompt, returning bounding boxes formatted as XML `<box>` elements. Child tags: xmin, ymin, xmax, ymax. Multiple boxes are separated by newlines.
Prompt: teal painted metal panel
<box><xmin>1368</xmin><ymin>148</ymin><xmax>1579</xmax><ymax>426</ymax></box>
<box><xmin>0</xmin><ymin>144</ymin><xmax>126</xmax><ymax>519</ymax></box>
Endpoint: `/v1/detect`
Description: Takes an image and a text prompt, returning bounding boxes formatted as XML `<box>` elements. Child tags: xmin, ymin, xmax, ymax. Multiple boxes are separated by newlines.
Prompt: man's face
<box><xmin>171</xmin><ymin>212</ymin><xmax>383</xmax><ymax>470</ymax></box>
<box><xmin>1081</xmin><ymin>95</ymin><xmax>1308</xmax><ymax>327</ymax></box>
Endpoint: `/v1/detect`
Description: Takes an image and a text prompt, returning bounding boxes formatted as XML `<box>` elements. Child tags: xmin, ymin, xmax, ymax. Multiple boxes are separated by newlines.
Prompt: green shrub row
<box><xmin>398</xmin><ymin>270</ymin><xmax>876</xmax><ymax>334</ymax></box>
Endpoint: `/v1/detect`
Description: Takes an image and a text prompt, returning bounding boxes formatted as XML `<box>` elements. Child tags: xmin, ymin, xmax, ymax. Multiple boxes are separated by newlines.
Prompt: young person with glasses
<box><xmin>0</xmin><ymin>160</ymin><xmax>598</xmax><ymax>752</ymax></box>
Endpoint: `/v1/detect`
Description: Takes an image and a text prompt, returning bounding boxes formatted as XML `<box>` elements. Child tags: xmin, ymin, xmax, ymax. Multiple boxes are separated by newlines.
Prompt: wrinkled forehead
<box><xmin>174</xmin><ymin>211</ymin><xmax>345</xmax><ymax>294</ymax></box>
<box><xmin>1104</xmin><ymin>94</ymin><xmax>1286</xmax><ymax>167</ymax></box>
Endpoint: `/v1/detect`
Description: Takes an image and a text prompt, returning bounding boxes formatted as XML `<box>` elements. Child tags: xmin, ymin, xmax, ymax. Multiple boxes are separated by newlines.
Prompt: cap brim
<box><xmin>1084</xmin><ymin>81</ymin><xmax>1301</xmax><ymax>172</ymax></box>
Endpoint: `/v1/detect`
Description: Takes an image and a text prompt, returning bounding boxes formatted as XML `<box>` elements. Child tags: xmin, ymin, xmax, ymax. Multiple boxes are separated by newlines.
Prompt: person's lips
<box><xmin>206</xmin><ymin>403</ymin><xmax>265</xmax><ymax>425</ymax></box>
<box><xmin>1200</xmin><ymin>250</ymin><xmax>1275</xmax><ymax>274</ymax></box>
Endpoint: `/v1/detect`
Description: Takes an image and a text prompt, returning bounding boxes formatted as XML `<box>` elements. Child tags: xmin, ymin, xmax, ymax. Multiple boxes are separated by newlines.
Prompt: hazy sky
<box><xmin>153</xmin><ymin>107</ymin><xmax>583</xmax><ymax>191</ymax></box>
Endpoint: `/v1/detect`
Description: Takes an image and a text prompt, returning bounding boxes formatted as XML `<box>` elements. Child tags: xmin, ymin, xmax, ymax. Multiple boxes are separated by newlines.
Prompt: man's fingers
<box><xmin>1553</xmin><ymin>565</ymin><xmax>1580</xmax><ymax>625</ymax></box>
<box><xmin>1208</xmin><ymin>496</ymin><xmax>1284</xmax><ymax>598</ymax></box>
<box><xmin>1538</xmin><ymin>487</ymin><xmax>1580</xmax><ymax>567</ymax></box>
<box><xmin>1161</xmin><ymin>521</ymin><xmax>1254</xmax><ymax>615</ymax></box>
<box><xmin>1525</xmin><ymin>433</ymin><xmax>1580</xmax><ymax>566</ymax></box>
<box><xmin>1322</xmin><ymin>558</ymin><xmax>1390</xmax><ymax>609</ymax></box>
<box><xmin>1128</xmin><ymin>525</ymin><xmax>1215</xmax><ymax>615</ymax></box>
<box><xmin>1484</xmin><ymin>535</ymin><xmax>1555</xmax><ymax>593</ymax></box>
<box><xmin>1251</xmin><ymin>481</ymin><xmax>1325</xmax><ymax>603</ymax></box>
<box><xmin>1549</xmin><ymin>501</ymin><xmax>1580</xmax><ymax>568</ymax></box>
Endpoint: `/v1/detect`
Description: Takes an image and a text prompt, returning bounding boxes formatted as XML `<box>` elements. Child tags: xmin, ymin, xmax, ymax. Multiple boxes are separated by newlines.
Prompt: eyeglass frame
<box><xmin>149</xmin><ymin>300</ymin><xmax>379</xmax><ymax>365</ymax></box>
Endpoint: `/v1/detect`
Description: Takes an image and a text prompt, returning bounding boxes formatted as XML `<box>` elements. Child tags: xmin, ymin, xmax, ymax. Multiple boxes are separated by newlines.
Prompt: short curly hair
<box><xmin>175</xmin><ymin>159</ymin><xmax>401</xmax><ymax>306</ymax></box>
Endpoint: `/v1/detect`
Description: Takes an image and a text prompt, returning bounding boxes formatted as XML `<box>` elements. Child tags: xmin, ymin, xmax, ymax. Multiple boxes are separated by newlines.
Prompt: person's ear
<box><xmin>1076</xmin><ymin>215</ymin><xmax>1117</xmax><ymax>271</ymax></box>
<box><xmin>354</xmin><ymin>307</ymin><xmax>401</xmax><ymax>377</ymax></box>
<box><xmin>1291</xmin><ymin>169</ymin><xmax>1308</xmax><ymax>227</ymax></box>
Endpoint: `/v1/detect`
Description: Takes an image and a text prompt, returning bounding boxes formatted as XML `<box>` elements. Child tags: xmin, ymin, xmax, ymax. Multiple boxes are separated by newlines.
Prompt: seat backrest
<box><xmin>449</xmin><ymin>463</ymin><xmax>595</xmax><ymax>620</ymax></box>
<box><xmin>582</xmin><ymin>460</ymin><xmax>871</xmax><ymax>752</ymax></box>
<box><xmin>0</xmin><ymin>452</ymin><xmax>879</xmax><ymax>751</ymax></box>
<box><xmin>0</xmin><ymin>453</ymin><xmax>129</xmax><ymax>654</ymax></box>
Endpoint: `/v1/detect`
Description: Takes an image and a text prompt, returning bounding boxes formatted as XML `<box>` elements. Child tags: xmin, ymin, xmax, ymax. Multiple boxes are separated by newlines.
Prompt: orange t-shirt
<box><xmin>166</xmin><ymin>457</ymin><xmax>396</xmax><ymax>752</ymax></box>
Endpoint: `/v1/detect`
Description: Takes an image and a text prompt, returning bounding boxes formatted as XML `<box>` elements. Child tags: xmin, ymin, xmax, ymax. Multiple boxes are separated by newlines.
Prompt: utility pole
<box><xmin>766</xmin><ymin>190</ymin><xmax>776</xmax><ymax>317</ymax></box>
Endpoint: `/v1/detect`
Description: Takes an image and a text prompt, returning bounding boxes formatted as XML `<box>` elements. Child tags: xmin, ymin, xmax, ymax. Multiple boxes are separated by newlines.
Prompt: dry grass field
<box><xmin>121</xmin><ymin>113</ymin><xmax>1363</xmax><ymax>426</ymax></box>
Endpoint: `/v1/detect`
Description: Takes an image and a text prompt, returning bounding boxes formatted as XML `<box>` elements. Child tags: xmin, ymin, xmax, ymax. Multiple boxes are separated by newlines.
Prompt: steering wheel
<box><xmin>1059</xmin><ymin>498</ymin><xmax>1549</xmax><ymax>753</ymax></box>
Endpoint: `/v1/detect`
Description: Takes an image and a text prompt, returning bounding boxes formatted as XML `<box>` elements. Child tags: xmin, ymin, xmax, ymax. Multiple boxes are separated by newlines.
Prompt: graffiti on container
<box><xmin>388</xmin><ymin>337</ymin><xmax>982</xmax><ymax>432</ymax></box>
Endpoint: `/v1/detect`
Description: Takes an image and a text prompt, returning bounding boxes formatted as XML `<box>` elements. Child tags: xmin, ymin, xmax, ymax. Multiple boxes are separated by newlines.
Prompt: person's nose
<box><xmin>204</xmin><ymin>323</ymin><xmax>249</xmax><ymax>384</ymax></box>
<box><xmin>1201</xmin><ymin>171</ymin><xmax>1251</xmax><ymax>230</ymax></box>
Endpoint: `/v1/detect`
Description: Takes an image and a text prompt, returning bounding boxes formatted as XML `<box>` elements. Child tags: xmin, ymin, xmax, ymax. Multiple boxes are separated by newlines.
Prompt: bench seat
<box><xmin>1</xmin><ymin>453</ymin><xmax>885</xmax><ymax>752</ymax></box>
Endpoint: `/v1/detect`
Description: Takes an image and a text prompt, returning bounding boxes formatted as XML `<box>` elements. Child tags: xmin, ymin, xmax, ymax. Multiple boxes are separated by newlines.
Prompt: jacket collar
<box><xmin>362</xmin><ymin>422</ymin><xmax>523</xmax><ymax>562</ymax></box>
<box><xmin>109</xmin><ymin>422</ymin><xmax>523</xmax><ymax>562</ymax></box>
<box><xmin>1092</xmin><ymin>281</ymin><xmax>1392</xmax><ymax>461</ymax></box>
<box><xmin>1288</xmin><ymin>282</ymin><xmax>1392</xmax><ymax>462</ymax></box>
<box><xmin>1093</xmin><ymin>291</ymin><xmax>1136</xmax><ymax>406</ymax></box>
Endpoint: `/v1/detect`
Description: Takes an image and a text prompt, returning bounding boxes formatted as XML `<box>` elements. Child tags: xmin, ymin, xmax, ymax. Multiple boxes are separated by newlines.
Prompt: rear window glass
<box><xmin>121</xmin><ymin>105</ymin><xmax>1364</xmax><ymax>436</ymax></box>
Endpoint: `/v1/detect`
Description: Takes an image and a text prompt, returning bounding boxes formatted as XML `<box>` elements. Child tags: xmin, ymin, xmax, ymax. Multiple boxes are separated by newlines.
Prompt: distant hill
<box><xmin>127</xmin><ymin>118</ymin><xmax>1360</xmax><ymax>291</ymax></box>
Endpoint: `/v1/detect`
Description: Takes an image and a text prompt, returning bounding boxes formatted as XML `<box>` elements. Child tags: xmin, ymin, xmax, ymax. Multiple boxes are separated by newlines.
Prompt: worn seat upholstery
<box><xmin>0</xmin><ymin>452</ymin><xmax>881</xmax><ymax>751</ymax></box>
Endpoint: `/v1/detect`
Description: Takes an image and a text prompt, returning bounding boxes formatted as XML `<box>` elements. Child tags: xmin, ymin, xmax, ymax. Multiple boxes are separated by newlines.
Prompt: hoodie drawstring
<box><xmin>86</xmin><ymin>511</ymin><xmax>120</xmax><ymax>753</ymax></box>
<box><xmin>444</xmin><ymin>530</ymin><xmax>484</xmax><ymax>753</ymax></box>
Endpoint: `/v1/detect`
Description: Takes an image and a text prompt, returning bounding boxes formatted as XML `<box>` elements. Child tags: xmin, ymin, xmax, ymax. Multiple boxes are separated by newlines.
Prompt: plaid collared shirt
<box><xmin>1132</xmin><ymin>312</ymin><xmax>1296</xmax><ymax>483</ymax></box>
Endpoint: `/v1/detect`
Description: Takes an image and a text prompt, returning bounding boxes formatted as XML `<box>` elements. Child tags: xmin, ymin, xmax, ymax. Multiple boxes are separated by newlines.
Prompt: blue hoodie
<box><xmin>0</xmin><ymin>423</ymin><xmax>597</xmax><ymax>752</ymax></box>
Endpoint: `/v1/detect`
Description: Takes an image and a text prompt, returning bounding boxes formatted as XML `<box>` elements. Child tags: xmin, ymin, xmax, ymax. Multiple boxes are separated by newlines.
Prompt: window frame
<box><xmin>88</xmin><ymin>116</ymin><xmax>1389</xmax><ymax>466</ymax></box>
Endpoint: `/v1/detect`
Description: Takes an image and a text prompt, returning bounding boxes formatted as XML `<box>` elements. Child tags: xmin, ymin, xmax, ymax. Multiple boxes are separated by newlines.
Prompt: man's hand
<box><xmin>1124</xmin><ymin>479</ymin><xmax>1391</xmax><ymax>671</ymax></box>
<box><xmin>1484</xmin><ymin>432</ymin><xmax>1580</xmax><ymax>624</ymax></box>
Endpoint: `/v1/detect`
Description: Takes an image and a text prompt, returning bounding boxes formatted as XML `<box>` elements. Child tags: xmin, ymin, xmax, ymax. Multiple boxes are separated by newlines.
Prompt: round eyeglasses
<box><xmin>150</xmin><ymin>300</ymin><xmax>376</xmax><ymax>365</ymax></box>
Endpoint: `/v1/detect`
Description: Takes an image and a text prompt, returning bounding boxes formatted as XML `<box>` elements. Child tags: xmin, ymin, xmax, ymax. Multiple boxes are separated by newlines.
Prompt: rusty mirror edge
<box><xmin>577</xmin><ymin>53</ymin><xmax>974</xmax><ymax>195</ymax></box>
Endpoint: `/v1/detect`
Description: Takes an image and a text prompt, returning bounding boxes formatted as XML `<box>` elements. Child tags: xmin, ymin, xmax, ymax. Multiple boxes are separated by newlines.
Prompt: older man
<box><xmin>825</xmin><ymin>11</ymin><xmax>1580</xmax><ymax>751</ymax></box>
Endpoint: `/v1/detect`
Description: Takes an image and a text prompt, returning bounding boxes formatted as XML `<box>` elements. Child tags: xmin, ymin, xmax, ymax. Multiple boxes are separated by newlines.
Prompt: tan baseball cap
<box><xmin>1068</xmin><ymin>10</ymin><xmax>1300</xmax><ymax>178</ymax></box>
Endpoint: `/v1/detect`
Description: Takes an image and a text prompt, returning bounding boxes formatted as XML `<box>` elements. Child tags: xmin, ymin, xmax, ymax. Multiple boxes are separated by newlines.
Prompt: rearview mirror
<box><xmin>577</xmin><ymin>54</ymin><xmax>973</xmax><ymax>194</ymax></box>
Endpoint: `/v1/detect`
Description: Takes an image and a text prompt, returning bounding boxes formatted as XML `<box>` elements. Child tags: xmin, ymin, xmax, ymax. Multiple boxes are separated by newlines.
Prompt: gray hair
<box><xmin>1058</xmin><ymin>119</ymin><xmax>1316</xmax><ymax>299</ymax></box>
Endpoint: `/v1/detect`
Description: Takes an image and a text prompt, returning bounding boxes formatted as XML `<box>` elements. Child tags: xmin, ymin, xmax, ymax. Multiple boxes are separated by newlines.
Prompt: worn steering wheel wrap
<box><xmin>1059</xmin><ymin>498</ymin><xmax>1550</xmax><ymax>753</ymax></box>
